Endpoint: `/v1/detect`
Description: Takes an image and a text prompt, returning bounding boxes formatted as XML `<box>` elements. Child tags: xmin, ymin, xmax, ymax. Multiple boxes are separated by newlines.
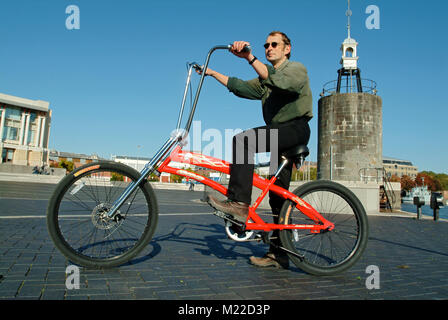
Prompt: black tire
<box><xmin>279</xmin><ymin>180</ymin><xmax>368</xmax><ymax>276</ymax></box>
<box><xmin>47</xmin><ymin>161</ymin><xmax>158</xmax><ymax>268</ymax></box>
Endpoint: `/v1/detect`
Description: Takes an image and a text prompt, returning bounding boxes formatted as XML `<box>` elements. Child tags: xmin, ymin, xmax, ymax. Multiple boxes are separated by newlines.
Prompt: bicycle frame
<box><xmin>158</xmin><ymin>145</ymin><xmax>334</xmax><ymax>233</ymax></box>
<box><xmin>106</xmin><ymin>44</ymin><xmax>334</xmax><ymax>234</ymax></box>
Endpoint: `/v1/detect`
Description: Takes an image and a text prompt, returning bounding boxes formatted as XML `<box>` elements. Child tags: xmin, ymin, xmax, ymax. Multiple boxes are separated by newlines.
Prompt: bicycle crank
<box><xmin>213</xmin><ymin>210</ymin><xmax>255</xmax><ymax>242</ymax></box>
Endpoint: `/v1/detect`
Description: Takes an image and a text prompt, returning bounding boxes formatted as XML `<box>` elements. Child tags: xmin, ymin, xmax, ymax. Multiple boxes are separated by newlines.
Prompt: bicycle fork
<box><xmin>106</xmin><ymin>59</ymin><xmax>209</xmax><ymax>220</ymax></box>
<box><xmin>106</xmin><ymin>136</ymin><xmax>179</xmax><ymax>220</ymax></box>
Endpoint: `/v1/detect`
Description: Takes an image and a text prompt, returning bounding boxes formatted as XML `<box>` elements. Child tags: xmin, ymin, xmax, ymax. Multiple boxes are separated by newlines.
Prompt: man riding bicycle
<box><xmin>202</xmin><ymin>31</ymin><xmax>313</xmax><ymax>269</ymax></box>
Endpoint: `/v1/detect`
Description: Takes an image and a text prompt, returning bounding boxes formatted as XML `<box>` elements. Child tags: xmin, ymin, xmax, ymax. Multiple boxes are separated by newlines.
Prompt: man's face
<box><xmin>264</xmin><ymin>34</ymin><xmax>291</xmax><ymax>64</ymax></box>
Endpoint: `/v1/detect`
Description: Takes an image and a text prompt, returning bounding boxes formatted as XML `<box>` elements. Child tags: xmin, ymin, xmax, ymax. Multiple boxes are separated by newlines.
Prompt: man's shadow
<box><xmin>127</xmin><ymin>222</ymin><xmax>268</xmax><ymax>265</ymax></box>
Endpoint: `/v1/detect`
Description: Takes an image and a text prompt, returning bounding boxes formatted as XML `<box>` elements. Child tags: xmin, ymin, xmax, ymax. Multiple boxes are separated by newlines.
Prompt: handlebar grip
<box><xmin>228</xmin><ymin>44</ymin><xmax>251</xmax><ymax>53</ymax></box>
<box><xmin>192</xmin><ymin>64</ymin><xmax>203</xmax><ymax>72</ymax></box>
<box><xmin>241</xmin><ymin>45</ymin><xmax>251</xmax><ymax>53</ymax></box>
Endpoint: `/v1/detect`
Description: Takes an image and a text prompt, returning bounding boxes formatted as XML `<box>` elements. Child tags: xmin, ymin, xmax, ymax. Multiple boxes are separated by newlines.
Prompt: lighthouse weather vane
<box><xmin>346</xmin><ymin>0</ymin><xmax>352</xmax><ymax>39</ymax></box>
<box><xmin>336</xmin><ymin>0</ymin><xmax>361</xmax><ymax>93</ymax></box>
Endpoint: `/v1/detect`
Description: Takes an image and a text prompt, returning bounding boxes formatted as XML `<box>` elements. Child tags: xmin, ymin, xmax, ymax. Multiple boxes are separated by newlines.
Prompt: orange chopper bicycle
<box><xmin>47</xmin><ymin>45</ymin><xmax>368</xmax><ymax>276</ymax></box>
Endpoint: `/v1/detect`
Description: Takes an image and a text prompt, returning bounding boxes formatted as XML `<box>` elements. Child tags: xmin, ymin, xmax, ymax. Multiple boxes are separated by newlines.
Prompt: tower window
<box><xmin>345</xmin><ymin>47</ymin><xmax>354</xmax><ymax>57</ymax></box>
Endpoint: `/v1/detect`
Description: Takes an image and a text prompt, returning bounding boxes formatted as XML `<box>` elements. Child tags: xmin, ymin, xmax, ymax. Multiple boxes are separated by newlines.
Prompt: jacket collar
<box><xmin>274</xmin><ymin>59</ymin><xmax>290</xmax><ymax>71</ymax></box>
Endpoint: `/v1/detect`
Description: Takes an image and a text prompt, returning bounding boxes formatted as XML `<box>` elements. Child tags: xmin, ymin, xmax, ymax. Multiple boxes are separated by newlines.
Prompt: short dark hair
<box><xmin>268</xmin><ymin>31</ymin><xmax>291</xmax><ymax>59</ymax></box>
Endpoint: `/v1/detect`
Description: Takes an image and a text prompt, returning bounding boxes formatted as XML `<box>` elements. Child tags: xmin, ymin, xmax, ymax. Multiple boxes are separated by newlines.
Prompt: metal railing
<box><xmin>359</xmin><ymin>167</ymin><xmax>396</xmax><ymax>211</ymax></box>
<box><xmin>320</xmin><ymin>79</ymin><xmax>377</xmax><ymax>97</ymax></box>
<box><xmin>359</xmin><ymin>167</ymin><xmax>383</xmax><ymax>183</ymax></box>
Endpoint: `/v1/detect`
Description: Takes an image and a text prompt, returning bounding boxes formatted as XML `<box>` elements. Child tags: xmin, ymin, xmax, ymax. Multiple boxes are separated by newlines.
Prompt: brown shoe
<box><xmin>249</xmin><ymin>252</ymin><xmax>289</xmax><ymax>269</ymax></box>
<box><xmin>208</xmin><ymin>195</ymin><xmax>249</xmax><ymax>222</ymax></box>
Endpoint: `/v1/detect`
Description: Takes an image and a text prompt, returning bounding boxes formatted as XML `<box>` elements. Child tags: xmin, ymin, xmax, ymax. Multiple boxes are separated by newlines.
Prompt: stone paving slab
<box><xmin>1</xmin><ymin>185</ymin><xmax>448</xmax><ymax>301</ymax></box>
<box><xmin>1</xmin><ymin>212</ymin><xmax>448</xmax><ymax>301</ymax></box>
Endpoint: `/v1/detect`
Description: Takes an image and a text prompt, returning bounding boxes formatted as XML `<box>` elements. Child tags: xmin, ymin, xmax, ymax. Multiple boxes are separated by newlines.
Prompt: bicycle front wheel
<box><xmin>47</xmin><ymin>161</ymin><xmax>158</xmax><ymax>268</ymax></box>
<box><xmin>279</xmin><ymin>180</ymin><xmax>368</xmax><ymax>276</ymax></box>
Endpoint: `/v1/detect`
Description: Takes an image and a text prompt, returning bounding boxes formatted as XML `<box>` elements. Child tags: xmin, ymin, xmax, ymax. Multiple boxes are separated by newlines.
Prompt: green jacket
<box><xmin>226</xmin><ymin>59</ymin><xmax>313</xmax><ymax>125</ymax></box>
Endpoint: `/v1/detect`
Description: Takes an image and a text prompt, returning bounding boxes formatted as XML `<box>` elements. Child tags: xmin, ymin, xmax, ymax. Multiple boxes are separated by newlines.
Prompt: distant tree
<box><xmin>390</xmin><ymin>174</ymin><xmax>401</xmax><ymax>183</ymax></box>
<box><xmin>111</xmin><ymin>173</ymin><xmax>124</xmax><ymax>181</ymax></box>
<box><xmin>49</xmin><ymin>161</ymin><xmax>59</xmax><ymax>168</ymax></box>
<box><xmin>435</xmin><ymin>173</ymin><xmax>448</xmax><ymax>190</ymax></box>
<box><xmin>400</xmin><ymin>175</ymin><xmax>416</xmax><ymax>191</ymax></box>
<box><xmin>58</xmin><ymin>160</ymin><xmax>74</xmax><ymax>173</ymax></box>
<box><xmin>147</xmin><ymin>172</ymin><xmax>159</xmax><ymax>181</ymax></box>
<box><xmin>421</xmin><ymin>171</ymin><xmax>448</xmax><ymax>191</ymax></box>
<box><xmin>415</xmin><ymin>172</ymin><xmax>442</xmax><ymax>191</ymax></box>
<box><xmin>291</xmin><ymin>166</ymin><xmax>317</xmax><ymax>181</ymax></box>
<box><xmin>170</xmin><ymin>174</ymin><xmax>184</xmax><ymax>183</ymax></box>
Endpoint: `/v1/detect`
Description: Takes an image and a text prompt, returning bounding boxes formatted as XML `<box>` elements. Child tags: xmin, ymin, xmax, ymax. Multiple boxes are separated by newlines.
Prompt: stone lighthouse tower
<box><xmin>317</xmin><ymin>0</ymin><xmax>383</xmax><ymax>181</ymax></box>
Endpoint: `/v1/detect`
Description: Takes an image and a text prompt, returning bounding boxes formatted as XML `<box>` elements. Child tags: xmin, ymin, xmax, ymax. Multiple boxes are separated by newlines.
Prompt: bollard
<box><xmin>201</xmin><ymin>185</ymin><xmax>209</xmax><ymax>202</ymax></box>
<box><xmin>413</xmin><ymin>196</ymin><xmax>424</xmax><ymax>220</ymax></box>
<box><xmin>430</xmin><ymin>192</ymin><xmax>443</xmax><ymax>222</ymax></box>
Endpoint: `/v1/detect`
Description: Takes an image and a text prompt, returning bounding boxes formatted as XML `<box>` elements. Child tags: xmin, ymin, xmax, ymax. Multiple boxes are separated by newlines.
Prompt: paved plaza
<box><xmin>1</xmin><ymin>181</ymin><xmax>448</xmax><ymax>301</ymax></box>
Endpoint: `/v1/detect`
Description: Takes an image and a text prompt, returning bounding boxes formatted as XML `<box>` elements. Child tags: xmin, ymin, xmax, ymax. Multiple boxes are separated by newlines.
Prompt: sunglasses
<box><xmin>264</xmin><ymin>42</ymin><xmax>279</xmax><ymax>49</ymax></box>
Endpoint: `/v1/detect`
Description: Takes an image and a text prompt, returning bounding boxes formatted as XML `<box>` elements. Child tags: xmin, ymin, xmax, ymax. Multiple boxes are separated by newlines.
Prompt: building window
<box><xmin>2</xmin><ymin>126</ymin><xmax>18</xmax><ymax>141</ymax></box>
<box><xmin>5</xmin><ymin>108</ymin><xmax>21</xmax><ymax>121</ymax></box>
<box><xmin>1</xmin><ymin>148</ymin><xmax>14</xmax><ymax>163</ymax></box>
<box><xmin>27</xmin><ymin>129</ymin><xmax>36</xmax><ymax>146</ymax></box>
<box><xmin>345</xmin><ymin>47</ymin><xmax>354</xmax><ymax>57</ymax></box>
<box><xmin>29</xmin><ymin>112</ymin><xmax>37</xmax><ymax>124</ymax></box>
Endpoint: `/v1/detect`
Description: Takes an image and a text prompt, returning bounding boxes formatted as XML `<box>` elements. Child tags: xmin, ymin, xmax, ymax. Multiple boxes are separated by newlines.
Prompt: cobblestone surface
<box><xmin>1</xmin><ymin>182</ymin><xmax>447</xmax><ymax>300</ymax></box>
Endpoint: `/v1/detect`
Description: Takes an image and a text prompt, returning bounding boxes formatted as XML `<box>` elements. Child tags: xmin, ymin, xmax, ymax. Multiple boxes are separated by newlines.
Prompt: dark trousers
<box><xmin>227</xmin><ymin>117</ymin><xmax>311</xmax><ymax>253</ymax></box>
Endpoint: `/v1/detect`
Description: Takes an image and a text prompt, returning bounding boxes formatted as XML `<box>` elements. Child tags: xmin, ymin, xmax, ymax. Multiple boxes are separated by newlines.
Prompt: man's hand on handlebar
<box><xmin>230</xmin><ymin>41</ymin><xmax>251</xmax><ymax>59</ymax></box>
<box><xmin>195</xmin><ymin>63</ymin><xmax>228</xmax><ymax>86</ymax></box>
<box><xmin>193</xmin><ymin>64</ymin><xmax>214</xmax><ymax>77</ymax></box>
<box><xmin>193</xmin><ymin>41</ymin><xmax>253</xmax><ymax>87</ymax></box>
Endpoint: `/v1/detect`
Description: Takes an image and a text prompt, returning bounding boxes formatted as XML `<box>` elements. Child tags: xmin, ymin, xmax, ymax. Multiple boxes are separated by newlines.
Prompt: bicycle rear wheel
<box><xmin>279</xmin><ymin>180</ymin><xmax>368</xmax><ymax>276</ymax></box>
<box><xmin>47</xmin><ymin>161</ymin><xmax>158</xmax><ymax>268</ymax></box>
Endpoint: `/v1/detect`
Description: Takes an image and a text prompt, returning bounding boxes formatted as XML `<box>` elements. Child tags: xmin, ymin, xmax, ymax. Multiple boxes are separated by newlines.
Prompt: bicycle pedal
<box><xmin>213</xmin><ymin>210</ymin><xmax>244</xmax><ymax>228</ymax></box>
<box><xmin>253</xmin><ymin>231</ymin><xmax>272</xmax><ymax>244</ymax></box>
<box><xmin>254</xmin><ymin>233</ymin><xmax>264</xmax><ymax>243</ymax></box>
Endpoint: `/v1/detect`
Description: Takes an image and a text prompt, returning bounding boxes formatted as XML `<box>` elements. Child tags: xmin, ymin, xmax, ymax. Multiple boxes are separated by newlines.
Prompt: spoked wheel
<box><xmin>47</xmin><ymin>161</ymin><xmax>158</xmax><ymax>268</ymax></box>
<box><xmin>279</xmin><ymin>180</ymin><xmax>368</xmax><ymax>276</ymax></box>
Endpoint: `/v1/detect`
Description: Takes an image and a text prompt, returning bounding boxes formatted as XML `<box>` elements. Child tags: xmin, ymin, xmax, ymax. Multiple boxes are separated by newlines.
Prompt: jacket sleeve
<box><xmin>226</xmin><ymin>77</ymin><xmax>265</xmax><ymax>100</ymax></box>
<box><xmin>262</xmin><ymin>63</ymin><xmax>308</xmax><ymax>93</ymax></box>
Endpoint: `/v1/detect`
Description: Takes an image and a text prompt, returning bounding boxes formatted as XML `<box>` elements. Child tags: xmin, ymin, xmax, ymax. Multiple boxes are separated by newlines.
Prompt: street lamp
<box><xmin>137</xmin><ymin>145</ymin><xmax>142</xmax><ymax>171</ymax></box>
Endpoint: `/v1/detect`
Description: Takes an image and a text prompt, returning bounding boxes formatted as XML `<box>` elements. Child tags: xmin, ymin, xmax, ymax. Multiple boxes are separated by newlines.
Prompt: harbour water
<box><xmin>401</xmin><ymin>203</ymin><xmax>448</xmax><ymax>220</ymax></box>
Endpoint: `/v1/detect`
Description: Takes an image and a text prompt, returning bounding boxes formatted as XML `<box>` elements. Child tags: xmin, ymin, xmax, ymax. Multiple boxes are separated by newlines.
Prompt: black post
<box><xmin>414</xmin><ymin>196</ymin><xmax>424</xmax><ymax>220</ymax></box>
<box><xmin>433</xmin><ymin>208</ymin><xmax>439</xmax><ymax>221</ymax></box>
<box><xmin>356</xmin><ymin>68</ymin><xmax>363</xmax><ymax>93</ymax></box>
<box><xmin>430</xmin><ymin>192</ymin><xmax>442</xmax><ymax>222</ymax></box>
<box><xmin>336</xmin><ymin>69</ymin><xmax>342</xmax><ymax>93</ymax></box>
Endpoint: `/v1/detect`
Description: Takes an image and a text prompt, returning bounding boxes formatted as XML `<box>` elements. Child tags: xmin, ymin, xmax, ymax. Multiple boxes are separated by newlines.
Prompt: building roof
<box><xmin>0</xmin><ymin>92</ymin><xmax>50</xmax><ymax>112</ymax></box>
<box><xmin>49</xmin><ymin>150</ymin><xmax>103</xmax><ymax>160</ymax></box>
<box><xmin>383</xmin><ymin>156</ymin><xmax>414</xmax><ymax>166</ymax></box>
<box><xmin>112</xmin><ymin>155</ymin><xmax>152</xmax><ymax>161</ymax></box>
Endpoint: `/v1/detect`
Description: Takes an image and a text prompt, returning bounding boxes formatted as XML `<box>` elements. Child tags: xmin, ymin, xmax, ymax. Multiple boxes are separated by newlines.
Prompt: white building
<box><xmin>111</xmin><ymin>155</ymin><xmax>152</xmax><ymax>172</ymax></box>
<box><xmin>111</xmin><ymin>155</ymin><xmax>194</xmax><ymax>182</ymax></box>
<box><xmin>0</xmin><ymin>92</ymin><xmax>51</xmax><ymax>166</ymax></box>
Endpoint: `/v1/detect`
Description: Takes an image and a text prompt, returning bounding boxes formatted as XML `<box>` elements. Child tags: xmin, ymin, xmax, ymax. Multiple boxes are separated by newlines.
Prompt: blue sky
<box><xmin>0</xmin><ymin>0</ymin><xmax>446</xmax><ymax>174</ymax></box>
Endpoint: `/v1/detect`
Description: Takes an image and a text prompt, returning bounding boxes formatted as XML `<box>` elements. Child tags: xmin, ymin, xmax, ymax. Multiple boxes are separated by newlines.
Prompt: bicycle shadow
<box><xmin>127</xmin><ymin>222</ymin><xmax>268</xmax><ymax>266</ymax></box>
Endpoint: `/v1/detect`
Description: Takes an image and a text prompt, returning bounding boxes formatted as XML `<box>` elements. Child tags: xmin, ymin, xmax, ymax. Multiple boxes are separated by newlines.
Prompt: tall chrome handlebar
<box><xmin>181</xmin><ymin>44</ymin><xmax>250</xmax><ymax>138</ymax></box>
<box><xmin>107</xmin><ymin>44</ymin><xmax>250</xmax><ymax>219</ymax></box>
<box><xmin>182</xmin><ymin>45</ymin><xmax>231</xmax><ymax>136</ymax></box>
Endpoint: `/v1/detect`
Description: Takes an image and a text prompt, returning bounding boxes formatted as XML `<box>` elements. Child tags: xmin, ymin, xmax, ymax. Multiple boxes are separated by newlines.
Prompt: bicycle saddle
<box><xmin>281</xmin><ymin>144</ymin><xmax>309</xmax><ymax>162</ymax></box>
